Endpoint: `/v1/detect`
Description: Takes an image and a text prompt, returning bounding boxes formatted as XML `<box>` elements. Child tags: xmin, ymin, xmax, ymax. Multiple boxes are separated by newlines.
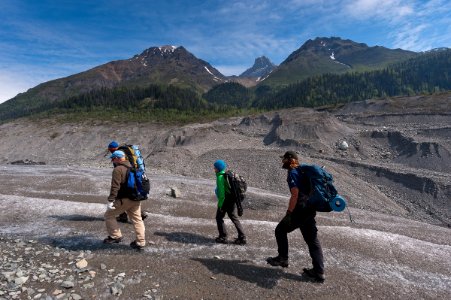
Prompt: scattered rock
<box><xmin>14</xmin><ymin>276</ymin><xmax>29</xmax><ymax>285</ymax></box>
<box><xmin>61</xmin><ymin>281</ymin><xmax>75</xmax><ymax>289</ymax></box>
<box><xmin>110</xmin><ymin>282</ymin><xmax>125</xmax><ymax>296</ymax></box>
<box><xmin>170</xmin><ymin>187</ymin><xmax>181</xmax><ymax>198</ymax></box>
<box><xmin>52</xmin><ymin>289</ymin><xmax>63</xmax><ymax>295</ymax></box>
<box><xmin>75</xmin><ymin>259</ymin><xmax>88</xmax><ymax>269</ymax></box>
<box><xmin>338</xmin><ymin>140</ymin><xmax>349</xmax><ymax>150</ymax></box>
<box><xmin>71</xmin><ymin>294</ymin><xmax>82</xmax><ymax>300</ymax></box>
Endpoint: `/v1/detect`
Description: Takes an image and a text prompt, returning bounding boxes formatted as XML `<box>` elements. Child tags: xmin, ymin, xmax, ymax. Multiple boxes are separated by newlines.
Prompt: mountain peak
<box><xmin>136</xmin><ymin>45</ymin><xmax>182</xmax><ymax>58</ymax></box>
<box><xmin>159</xmin><ymin>45</ymin><xmax>178</xmax><ymax>52</ymax></box>
<box><xmin>284</xmin><ymin>37</ymin><xmax>370</xmax><ymax>64</ymax></box>
<box><xmin>264</xmin><ymin>36</ymin><xmax>418</xmax><ymax>87</ymax></box>
<box><xmin>239</xmin><ymin>56</ymin><xmax>277</xmax><ymax>79</ymax></box>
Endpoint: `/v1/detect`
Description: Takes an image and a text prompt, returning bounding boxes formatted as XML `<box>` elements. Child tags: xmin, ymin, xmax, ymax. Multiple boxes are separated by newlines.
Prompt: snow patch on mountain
<box><xmin>159</xmin><ymin>45</ymin><xmax>177</xmax><ymax>52</ymax></box>
<box><xmin>204</xmin><ymin>66</ymin><xmax>222</xmax><ymax>81</ymax></box>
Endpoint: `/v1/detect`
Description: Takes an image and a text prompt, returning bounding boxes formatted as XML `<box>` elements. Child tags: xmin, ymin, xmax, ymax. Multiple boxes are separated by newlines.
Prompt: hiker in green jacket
<box><xmin>214</xmin><ymin>160</ymin><xmax>246</xmax><ymax>245</ymax></box>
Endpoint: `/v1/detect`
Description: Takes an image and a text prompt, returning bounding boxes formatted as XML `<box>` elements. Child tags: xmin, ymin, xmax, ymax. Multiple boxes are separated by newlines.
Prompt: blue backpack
<box><xmin>118</xmin><ymin>144</ymin><xmax>149</xmax><ymax>201</ymax></box>
<box><xmin>126</xmin><ymin>168</ymin><xmax>150</xmax><ymax>201</ymax></box>
<box><xmin>118</xmin><ymin>145</ymin><xmax>145</xmax><ymax>172</ymax></box>
<box><xmin>297</xmin><ymin>164</ymin><xmax>338</xmax><ymax>212</ymax></box>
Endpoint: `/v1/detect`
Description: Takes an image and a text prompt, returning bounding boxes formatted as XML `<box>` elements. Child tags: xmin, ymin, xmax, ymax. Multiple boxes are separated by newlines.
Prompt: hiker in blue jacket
<box><xmin>266</xmin><ymin>151</ymin><xmax>325</xmax><ymax>282</ymax></box>
<box><xmin>214</xmin><ymin>160</ymin><xmax>246</xmax><ymax>245</ymax></box>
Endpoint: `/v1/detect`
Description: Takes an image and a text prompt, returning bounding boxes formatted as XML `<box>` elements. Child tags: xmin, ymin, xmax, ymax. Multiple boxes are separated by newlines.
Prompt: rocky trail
<box><xmin>0</xmin><ymin>165</ymin><xmax>450</xmax><ymax>300</ymax></box>
<box><xmin>0</xmin><ymin>93</ymin><xmax>450</xmax><ymax>299</ymax></box>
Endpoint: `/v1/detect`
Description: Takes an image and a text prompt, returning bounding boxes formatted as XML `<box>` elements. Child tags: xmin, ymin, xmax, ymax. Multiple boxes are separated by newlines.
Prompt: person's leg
<box><xmin>275</xmin><ymin>214</ymin><xmax>299</xmax><ymax>258</ymax></box>
<box><xmin>267</xmin><ymin>212</ymin><xmax>300</xmax><ymax>267</ymax></box>
<box><xmin>300</xmin><ymin>212</ymin><xmax>324</xmax><ymax>275</ymax></box>
<box><xmin>226</xmin><ymin>204</ymin><xmax>245</xmax><ymax>240</ymax></box>
<box><xmin>125</xmin><ymin>199</ymin><xmax>146</xmax><ymax>247</ymax></box>
<box><xmin>215</xmin><ymin>207</ymin><xmax>228</xmax><ymax>239</ymax></box>
<box><xmin>104</xmin><ymin>199</ymin><xmax>128</xmax><ymax>240</ymax></box>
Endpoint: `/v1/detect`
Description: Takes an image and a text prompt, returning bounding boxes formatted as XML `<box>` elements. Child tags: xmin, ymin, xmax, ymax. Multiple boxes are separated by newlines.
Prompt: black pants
<box><xmin>216</xmin><ymin>197</ymin><xmax>245</xmax><ymax>239</ymax></box>
<box><xmin>275</xmin><ymin>205</ymin><xmax>324</xmax><ymax>274</ymax></box>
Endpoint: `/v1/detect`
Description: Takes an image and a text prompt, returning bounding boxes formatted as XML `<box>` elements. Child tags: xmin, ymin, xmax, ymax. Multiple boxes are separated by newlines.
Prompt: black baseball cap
<box><xmin>280</xmin><ymin>151</ymin><xmax>299</xmax><ymax>160</ymax></box>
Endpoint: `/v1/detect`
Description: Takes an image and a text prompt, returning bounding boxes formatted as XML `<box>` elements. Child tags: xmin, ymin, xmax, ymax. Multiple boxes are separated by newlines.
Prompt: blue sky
<box><xmin>1</xmin><ymin>0</ymin><xmax>450</xmax><ymax>103</ymax></box>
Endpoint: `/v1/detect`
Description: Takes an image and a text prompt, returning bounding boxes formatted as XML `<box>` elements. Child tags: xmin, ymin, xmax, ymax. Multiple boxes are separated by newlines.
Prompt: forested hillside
<box><xmin>0</xmin><ymin>49</ymin><xmax>449</xmax><ymax>123</ymax></box>
<box><xmin>254</xmin><ymin>49</ymin><xmax>451</xmax><ymax>109</ymax></box>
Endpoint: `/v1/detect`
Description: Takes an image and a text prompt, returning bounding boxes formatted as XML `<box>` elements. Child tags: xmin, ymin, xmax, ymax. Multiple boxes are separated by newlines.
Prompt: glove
<box><xmin>106</xmin><ymin>202</ymin><xmax>115</xmax><ymax>211</ymax></box>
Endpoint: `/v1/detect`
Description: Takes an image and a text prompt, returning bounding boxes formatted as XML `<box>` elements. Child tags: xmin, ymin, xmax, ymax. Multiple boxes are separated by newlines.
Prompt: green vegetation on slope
<box><xmin>254</xmin><ymin>49</ymin><xmax>450</xmax><ymax>109</ymax></box>
<box><xmin>0</xmin><ymin>49</ymin><xmax>449</xmax><ymax>124</ymax></box>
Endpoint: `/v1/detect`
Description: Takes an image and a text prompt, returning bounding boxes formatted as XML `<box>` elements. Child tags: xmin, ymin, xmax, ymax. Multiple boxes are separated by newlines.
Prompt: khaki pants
<box><xmin>104</xmin><ymin>198</ymin><xmax>146</xmax><ymax>246</ymax></box>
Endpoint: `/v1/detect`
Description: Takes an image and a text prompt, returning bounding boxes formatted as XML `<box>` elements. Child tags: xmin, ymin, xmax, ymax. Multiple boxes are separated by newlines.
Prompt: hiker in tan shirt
<box><xmin>103</xmin><ymin>150</ymin><xmax>146</xmax><ymax>251</ymax></box>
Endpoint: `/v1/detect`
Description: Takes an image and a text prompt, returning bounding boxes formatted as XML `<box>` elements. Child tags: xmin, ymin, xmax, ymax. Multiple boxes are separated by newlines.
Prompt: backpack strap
<box><xmin>223</xmin><ymin>171</ymin><xmax>231</xmax><ymax>188</ymax></box>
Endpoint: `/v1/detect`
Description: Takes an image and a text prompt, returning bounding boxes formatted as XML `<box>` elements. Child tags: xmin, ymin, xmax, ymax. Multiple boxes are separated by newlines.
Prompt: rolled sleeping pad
<box><xmin>330</xmin><ymin>195</ymin><xmax>346</xmax><ymax>212</ymax></box>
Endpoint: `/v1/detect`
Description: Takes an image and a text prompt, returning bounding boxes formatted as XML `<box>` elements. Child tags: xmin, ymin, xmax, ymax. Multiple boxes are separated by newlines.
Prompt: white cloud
<box><xmin>342</xmin><ymin>0</ymin><xmax>451</xmax><ymax>51</ymax></box>
<box><xmin>391</xmin><ymin>23</ymin><xmax>429</xmax><ymax>50</ymax></box>
<box><xmin>345</xmin><ymin>0</ymin><xmax>414</xmax><ymax>21</ymax></box>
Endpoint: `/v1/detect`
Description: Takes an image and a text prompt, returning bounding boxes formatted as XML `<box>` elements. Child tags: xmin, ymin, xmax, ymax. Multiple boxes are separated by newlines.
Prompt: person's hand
<box><xmin>282</xmin><ymin>210</ymin><xmax>292</xmax><ymax>226</ymax></box>
<box><xmin>106</xmin><ymin>202</ymin><xmax>115</xmax><ymax>210</ymax></box>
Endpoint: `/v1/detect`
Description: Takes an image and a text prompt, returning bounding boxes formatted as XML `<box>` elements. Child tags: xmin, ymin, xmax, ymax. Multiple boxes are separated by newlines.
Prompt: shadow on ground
<box><xmin>193</xmin><ymin>258</ymin><xmax>314</xmax><ymax>288</ymax></box>
<box><xmin>39</xmin><ymin>235</ymin><xmax>133</xmax><ymax>253</ymax></box>
<box><xmin>49</xmin><ymin>214</ymin><xmax>104</xmax><ymax>222</ymax></box>
<box><xmin>154</xmin><ymin>231</ymin><xmax>213</xmax><ymax>245</ymax></box>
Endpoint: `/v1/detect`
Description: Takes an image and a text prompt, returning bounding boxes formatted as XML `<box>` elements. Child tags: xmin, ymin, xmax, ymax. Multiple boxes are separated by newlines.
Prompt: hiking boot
<box><xmin>302</xmin><ymin>268</ymin><xmax>325</xmax><ymax>282</ymax></box>
<box><xmin>266</xmin><ymin>256</ymin><xmax>289</xmax><ymax>268</ymax></box>
<box><xmin>130</xmin><ymin>241</ymin><xmax>144</xmax><ymax>252</ymax></box>
<box><xmin>103</xmin><ymin>236</ymin><xmax>122</xmax><ymax>244</ymax></box>
<box><xmin>215</xmin><ymin>236</ymin><xmax>228</xmax><ymax>244</ymax></box>
<box><xmin>233</xmin><ymin>237</ymin><xmax>247</xmax><ymax>245</ymax></box>
<box><xmin>116</xmin><ymin>212</ymin><xmax>128</xmax><ymax>223</ymax></box>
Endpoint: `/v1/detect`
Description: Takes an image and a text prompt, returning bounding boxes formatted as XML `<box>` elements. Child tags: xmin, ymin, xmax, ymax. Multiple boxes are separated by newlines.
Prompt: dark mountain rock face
<box><xmin>283</xmin><ymin>37</ymin><xmax>369</xmax><ymax>64</ymax></box>
<box><xmin>79</xmin><ymin>45</ymin><xmax>226</xmax><ymax>92</ymax></box>
<box><xmin>6</xmin><ymin>45</ymin><xmax>227</xmax><ymax>108</ymax></box>
<box><xmin>123</xmin><ymin>46</ymin><xmax>226</xmax><ymax>89</ymax></box>
<box><xmin>239</xmin><ymin>56</ymin><xmax>277</xmax><ymax>79</ymax></box>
